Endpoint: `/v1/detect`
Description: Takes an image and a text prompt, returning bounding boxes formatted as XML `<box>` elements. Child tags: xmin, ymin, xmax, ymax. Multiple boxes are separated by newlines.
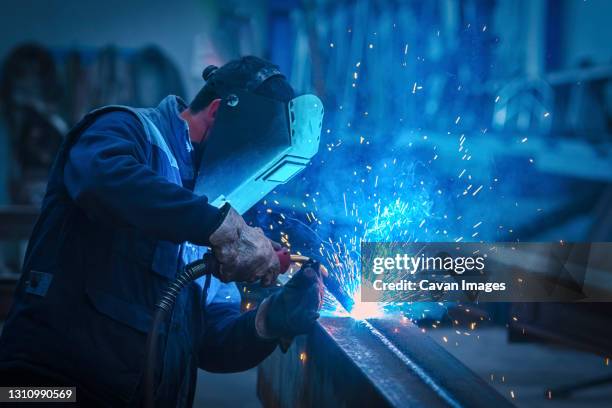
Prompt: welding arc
<box><xmin>323</xmin><ymin>273</ymin><xmax>355</xmax><ymax>313</ymax></box>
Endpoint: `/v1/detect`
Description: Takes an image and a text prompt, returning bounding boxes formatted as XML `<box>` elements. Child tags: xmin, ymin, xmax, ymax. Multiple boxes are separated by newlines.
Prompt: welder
<box><xmin>0</xmin><ymin>56</ymin><xmax>324</xmax><ymax>407</ymax></box>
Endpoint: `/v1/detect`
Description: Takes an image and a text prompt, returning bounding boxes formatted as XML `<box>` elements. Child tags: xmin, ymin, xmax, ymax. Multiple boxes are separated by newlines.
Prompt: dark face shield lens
<box><xmin>195</xmin><ymin>90</ymin><xmax>323</xmax><ymax>214</ymax></box>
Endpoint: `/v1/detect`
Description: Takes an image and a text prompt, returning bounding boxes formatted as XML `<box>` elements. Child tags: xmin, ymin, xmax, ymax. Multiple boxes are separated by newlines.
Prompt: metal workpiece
<box><xmin>367</xmin><ymin>318</ymin><xmax>514</xmax><ymax>408</ymax></box>
<box><xmin>258</xmin><ymin>317</ymin><xmax>514</xmax><ymax>408</ymax></box>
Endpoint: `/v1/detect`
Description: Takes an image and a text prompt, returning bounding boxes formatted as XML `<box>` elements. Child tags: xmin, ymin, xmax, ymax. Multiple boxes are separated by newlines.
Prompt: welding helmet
<box><xmin>194</xmin><ymin>63</ymin><xmax>324</xmax><ymax>214</ymax></box>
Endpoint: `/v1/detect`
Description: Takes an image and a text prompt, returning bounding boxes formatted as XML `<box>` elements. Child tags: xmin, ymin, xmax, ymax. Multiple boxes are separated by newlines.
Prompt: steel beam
<box><xmin>258</xmin><ymin>316</ymin><xmax>513</xmax><ymax>408</ymax></box>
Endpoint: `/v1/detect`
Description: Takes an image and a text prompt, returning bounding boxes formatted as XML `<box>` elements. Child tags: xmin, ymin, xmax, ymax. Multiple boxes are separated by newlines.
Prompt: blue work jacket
<box><xmin>0</xmin><ymin>96</ymin><xmax>277</xmax><ymax>406</ymax></box>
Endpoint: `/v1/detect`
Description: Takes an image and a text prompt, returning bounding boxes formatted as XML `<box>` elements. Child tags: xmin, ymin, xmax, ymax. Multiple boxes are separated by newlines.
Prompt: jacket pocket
<box><xmin>86</xmin><ymin>286</ymin><xmax>155</xmax><ymax>334</ymax></box>
<box><xmin>111</xmin><ymin>228</ymin><xmax>179</xmax><ymax>280</ymax></box>
<box><xmin>81</xmin><ymin>285</ymin><xmax>155</xmax><ymax>404</ymax></box>
<box><xmin>112</xmin><ymin>228</ymin><xmax>156</xmax><ymax>268</ymax></box>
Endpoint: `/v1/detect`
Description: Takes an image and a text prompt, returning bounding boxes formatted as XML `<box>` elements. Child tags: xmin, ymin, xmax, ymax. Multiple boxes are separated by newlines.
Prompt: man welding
<box><xmin>0</xmin><ymin>56</ymin><xmax>324</xmax><ymax>406</ymax></box>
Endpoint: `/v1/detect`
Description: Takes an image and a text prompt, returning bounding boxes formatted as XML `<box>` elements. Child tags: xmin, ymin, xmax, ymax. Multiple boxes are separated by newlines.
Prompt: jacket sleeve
<box><xmin>64</xmin><ymin>111</ymin><xmax>225</xmax><ymax>246</ymax></box>
<box><xmin>198</xmin><ymin>296</ymin><xmax>277</xmax><ymax>373</ymax></box>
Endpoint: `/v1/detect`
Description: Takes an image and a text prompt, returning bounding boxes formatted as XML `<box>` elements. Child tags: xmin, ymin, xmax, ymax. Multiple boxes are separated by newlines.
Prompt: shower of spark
<box><xmin>318</xmin><ymin>190</ymin><xmax>436</xmax><ymax>319</ymax></box>
<box><xmin>256</xmin><ymin>135</ymin><xmax>496</xmax><ymax>321</ymax></box>
<box><xmin>255</xmin><ymin>134</ymin><xmax>494</xmax><ymax>320</ymax></box>
<box><xmin>252</xmin><ymin>44</ymin><xmax>510</xmax><ymax>321</ymax></box>
<box><xmin>300</xmin><ymin>156</ymin><xmax>451</xmax><ymax>319</ymax></box>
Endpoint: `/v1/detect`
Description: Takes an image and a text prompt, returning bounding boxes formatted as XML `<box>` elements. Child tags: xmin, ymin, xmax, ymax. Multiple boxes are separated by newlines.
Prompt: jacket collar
<box><xmin>147</xmin><ymin>95</ymin><xmax>195</xmax><ymax>183</ymax></box>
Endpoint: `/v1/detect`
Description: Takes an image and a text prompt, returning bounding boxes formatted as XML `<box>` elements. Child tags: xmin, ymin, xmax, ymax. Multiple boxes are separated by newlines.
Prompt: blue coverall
<box><xmin>0</xmin><ymin>96</ymin><xmax>277</xmax><ymax>406</ymax></box>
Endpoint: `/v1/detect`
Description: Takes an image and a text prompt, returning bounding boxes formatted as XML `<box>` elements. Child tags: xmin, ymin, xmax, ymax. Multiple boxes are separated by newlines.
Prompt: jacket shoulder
<box><xmin>84</xmin><ymin>109</ymin><xmax>144</xmax><ymax>135</ymax></box>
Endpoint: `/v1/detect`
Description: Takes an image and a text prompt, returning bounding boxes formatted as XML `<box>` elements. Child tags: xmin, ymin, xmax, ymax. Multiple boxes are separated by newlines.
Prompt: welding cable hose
<box><xmin>143</xmin><ymin>254</ymin><xmax>216</xmax><ymax>408</ymax></box>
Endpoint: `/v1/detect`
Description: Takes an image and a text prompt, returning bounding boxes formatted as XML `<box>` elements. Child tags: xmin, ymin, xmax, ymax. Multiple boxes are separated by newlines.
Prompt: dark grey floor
<box><xmin>431</xmin><ymin>327</ymin><xmax>612</xmax><ymax>408</ymax></box>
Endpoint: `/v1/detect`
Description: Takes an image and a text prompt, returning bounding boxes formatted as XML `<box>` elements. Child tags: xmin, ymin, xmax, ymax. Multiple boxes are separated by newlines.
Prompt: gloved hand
<box><xmin>209</xmin><ymin>205</ymin><xmax>280</xmax><ymax>286</ymax></box>
<box><xmin>255</xmin><ymin>260</ymin><xmax>325</xmax><ymax>340</ymax></box>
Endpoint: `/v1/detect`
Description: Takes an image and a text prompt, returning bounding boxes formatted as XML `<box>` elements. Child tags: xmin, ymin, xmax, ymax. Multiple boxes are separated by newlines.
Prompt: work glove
<box><xmin>255</xmin><ymin>260</ymin><xmax>325</xmax><ymax>341</ymax></box>
<box><xmin>209</xmin><ymin>205</ymin><xmax>280</xmax><ymax>286</ymax></box>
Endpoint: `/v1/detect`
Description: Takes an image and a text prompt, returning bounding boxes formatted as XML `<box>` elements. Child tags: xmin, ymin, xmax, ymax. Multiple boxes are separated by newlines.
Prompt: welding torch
<box><xmin>143</xmin><ymin>245</ymin><xmax>325</xmax><ymax>407</ymax></box>
<box><xmin>276</xmin><ymin>249</ymin><xmax>329</xmax><ymax>278</ymax></box>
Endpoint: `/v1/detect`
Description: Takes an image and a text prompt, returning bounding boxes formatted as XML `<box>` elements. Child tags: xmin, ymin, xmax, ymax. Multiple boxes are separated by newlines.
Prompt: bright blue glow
<box><xmin>251</xmin><ymin>3</ymin><xmax>595</xmax><ymax>321</ymax></box>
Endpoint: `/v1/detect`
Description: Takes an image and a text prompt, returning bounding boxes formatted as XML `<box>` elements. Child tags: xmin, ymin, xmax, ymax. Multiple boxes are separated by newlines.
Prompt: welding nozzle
<box><xmin>274</xmin><ymin>247</ymin><xmax>328</xmax><ymax>277</ymax></box>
